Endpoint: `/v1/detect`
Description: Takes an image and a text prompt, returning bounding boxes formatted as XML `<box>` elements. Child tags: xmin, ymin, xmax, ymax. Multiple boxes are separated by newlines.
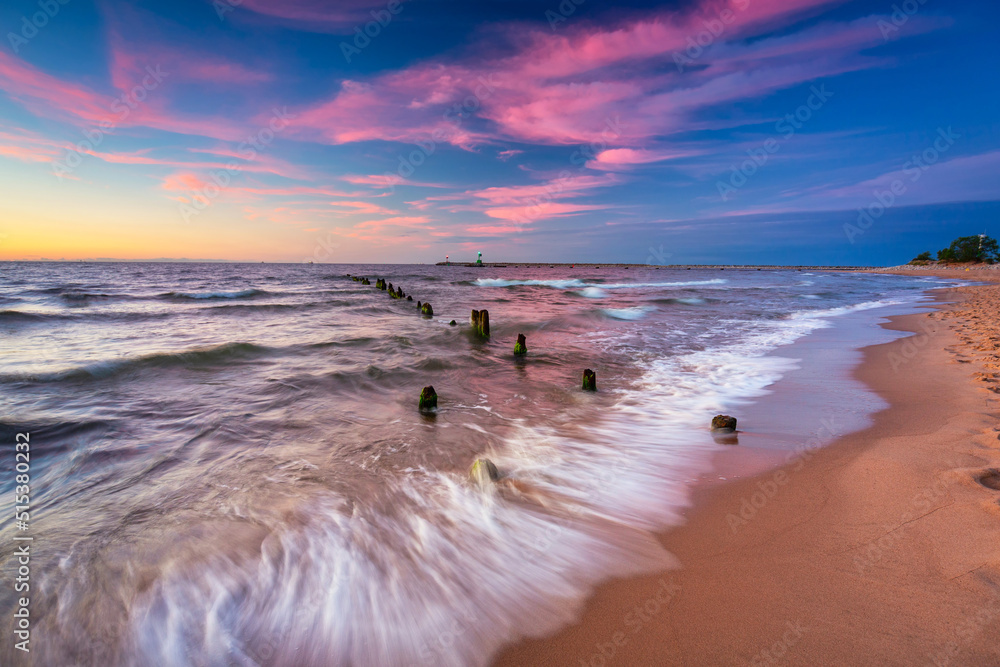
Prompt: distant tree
<box><xmin>937</xmin><ymin>235</ymin><xmax>998</xmax><ymax>263</ymax></box>
<box><xmin>911</xmin><ymin>251</ymin><xmax>933</xmax><ymax>262</ymax></box>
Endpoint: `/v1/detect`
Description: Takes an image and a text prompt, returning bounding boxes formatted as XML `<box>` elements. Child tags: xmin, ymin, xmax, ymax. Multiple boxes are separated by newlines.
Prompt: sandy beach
<box><xmin>495</xmin><ymin>270</ymin><xmax>1000</xmax><ymax>666</ymax></box>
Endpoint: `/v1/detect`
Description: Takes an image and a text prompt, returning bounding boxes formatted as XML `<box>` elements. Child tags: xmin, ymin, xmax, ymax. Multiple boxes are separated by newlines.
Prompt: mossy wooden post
<box><xmin>469</xmin><ymin>458</ymin><xmax>500</xmax><ymax>486</ymax></box>
<box><xmin>514</xmin><ymin>333</ymin><xmax>527</xmax><ymax>355</ymax></box>
<box><xmin>418</xmin><ymin>386</ymin><xmax>437</xmax><ymax>411</ymax></box>
<box><xmin>421</xmin><ymin>302</ymin><xmax>433</xmax><ymax>317</ymax></box>
<box><xmin>471</xmin><ymin>309</ymin><xmax>490</xmax><ymax>337</ymax></box>
<box><xmin>582</xmin><ymin>369</ymin><xmax>597</xmax><ymax>391</ymax></box>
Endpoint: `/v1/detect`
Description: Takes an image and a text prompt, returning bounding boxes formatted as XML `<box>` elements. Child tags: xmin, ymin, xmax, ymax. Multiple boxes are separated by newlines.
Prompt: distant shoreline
<box><xmin>434</xmin><ymin>262</ymin><xmax>877</xmax><ymax>269</ymax></box>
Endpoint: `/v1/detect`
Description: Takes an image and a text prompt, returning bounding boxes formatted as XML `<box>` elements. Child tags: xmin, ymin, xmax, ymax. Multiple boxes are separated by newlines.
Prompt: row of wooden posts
<box><xmin>347</xmin><ymin>273</ymin><xmax>738</xmax><ymax>485</ymax></box>
<box><xmin>347</xmin><ymin>273</ymin><xmax>600</xmax><ymax>401</ymax></box>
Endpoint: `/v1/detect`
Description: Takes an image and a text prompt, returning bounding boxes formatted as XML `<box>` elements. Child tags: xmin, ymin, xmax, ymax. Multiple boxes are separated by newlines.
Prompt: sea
<box><xmin>0</xmin><ymin>262</ymin><xmax>954</xmax><ymax>666</ymax></box>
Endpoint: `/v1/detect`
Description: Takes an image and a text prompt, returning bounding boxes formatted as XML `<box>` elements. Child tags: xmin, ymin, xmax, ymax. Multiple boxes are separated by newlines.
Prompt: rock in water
<box><xmin>469</xmin><ymin>458</ymin><xmax>500</xmax><ymax>486</ymax></box>
<box><xmin>449</xmin><ymin>320</ymin><xmax>457</xmax><ymax>326</ymax></box>
<box><xmin>514</xmin><ymin>333</ymin><xmax>527</xmax><ymax>355</ymax></box>
<box><xmin>582</xmin><ymin>369</ymin><xmax>597</xmax><ymax>391</ymax></box>
<box><xmin>711</xmin><ymin>415</ymin><xmax>737</xmax><ymax>432</ymax></box>
<box><xmin>418</xmin><ymin>386</ymin><xmax>437</xmax><ymax>411</ymax></box>
<box><xmin>421</xmin><ymin>302</ymin><xmax>433</xmax><ymax>317</ymax></box>
<box><xmin>407</xmin><ymin>295</ymin><xmax>413</xmax><ymax>301</ymax></box>
<box><xmin>471</xmin><ymin>309</ymin><xmax>490</xmax><ymax>337</ymax></box>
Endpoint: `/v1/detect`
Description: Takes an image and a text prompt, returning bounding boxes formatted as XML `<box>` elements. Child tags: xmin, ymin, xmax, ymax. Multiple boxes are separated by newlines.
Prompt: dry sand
<box><xmin>495</xmin><ymin>270</ymin><xmax>1000</xmax><ymax>666</ymax></box>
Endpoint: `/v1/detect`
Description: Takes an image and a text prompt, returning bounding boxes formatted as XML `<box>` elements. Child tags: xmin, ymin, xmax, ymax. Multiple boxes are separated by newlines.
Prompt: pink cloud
<box><xmin>807</xmin><ymin>149</ymin><xmax>1000</xmax><ymax>209</ymax></box>
<box><xmin>355</xmin><ymin>215</ymin><xmax>431</xmax><ymax>229</ymax></box>
<box><xmin>328</xmin><ymin>200</ymin><xmax>397</xmax><ymax>215</ymax></box>
<box><xmin>162</xmin><ymin>172</ymin><xmax>210</xmax><ymax>191</ymax></box>
<box><xmin>483</xmin><ymin>202</ymin><xmax>606</xmax><ymax>223</ymax></box>
<box><xmin>342</xmin><ymin>174</ymin><xmax>405</xmax><ymax>187</ymax></box>
<box><xmin>586</xmin><ymin>148</ymin><xmax>694</xmax><ymax>170</ymax></box>
<box><xmin>0</xmin><ymin>53</ymin><xmax>113</xmax><ymax>126</ymax></box>
<box><xmin>468</xmin><ymin>174</ymin><xmax>617</xmax><ymax>205</ymax></box>
<box><xmin>285</xmin><ymin>0</ymin><xmax>917</xmax><ymax>155</ymax></box>
<box><xmin>182</xmin><ymin>62</ymin><xmax>273</xmax><ymax>84</ymax></box>
<box><xmin>465</xmin><ymin>224</ymin><xmax>536</xmax><ymax>235</ymax></box>
<box><xmin>0</xmin><ymin>127</ymin><xmax>67</xmax><ymax>163</ymax></box>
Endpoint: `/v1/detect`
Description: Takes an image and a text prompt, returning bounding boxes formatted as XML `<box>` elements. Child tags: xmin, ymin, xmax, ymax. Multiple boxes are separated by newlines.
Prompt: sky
<box><xmin>0</xmin><ymin>0</ymin><xmax>997</xmax><ymax>264</ymax></box>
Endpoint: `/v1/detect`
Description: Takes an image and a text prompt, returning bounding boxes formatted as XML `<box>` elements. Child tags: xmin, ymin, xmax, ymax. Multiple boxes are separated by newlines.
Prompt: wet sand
<box><xmin>495</xmin><ymin>274</ymin><xmax>1000</xmax><ymax>665</ymax></box>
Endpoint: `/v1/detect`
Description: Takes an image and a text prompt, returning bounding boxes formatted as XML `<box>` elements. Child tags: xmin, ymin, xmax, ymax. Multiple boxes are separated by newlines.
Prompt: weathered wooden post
<box><xmin>471</xmin><ymin>309</ymin><xmax>490</xmax><ymax>337</ymax></box>
<box><xmin>514</xmin><ymin>333</ymin><xmax>527</xmax><ymax>355</ymax></box>
<box><xmin>582</xmin><ymin>369</ymin><xmax>597</xmax><ymax>391</ymax></box>
<box><xmin>418</xmin><ymin>386</ymin><xmax>437</xmax><ymax>411</ymax></box>
<box><xmin>469</xmin><ymin>458</ymin><xmax>500</xmax><ymax>486</ymax></box>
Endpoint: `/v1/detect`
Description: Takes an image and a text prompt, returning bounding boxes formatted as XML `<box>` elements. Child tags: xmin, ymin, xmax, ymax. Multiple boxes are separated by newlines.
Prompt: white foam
<box><xmin>473</xmin><ymin>278</ymin><xmax>586</xmax><ymax>288</ymax></box>
<box><xmin>121</xmin><ymin>294</ymin><xmax>911</xmax><ymax>667</ymax></box>
<box><xmin>474</xmin><ymin>278</ymin><xmax>727</xmax><ymax>289</ymax></box>
<box><xmin>788</xmin><ymin>299</ymin><xmax>901</xmax><ymax>320</ymax></box>
<box><xmin>601</xmin><ymin>306</ymin><xmax>654</xmax><ymax>320</ymax></box>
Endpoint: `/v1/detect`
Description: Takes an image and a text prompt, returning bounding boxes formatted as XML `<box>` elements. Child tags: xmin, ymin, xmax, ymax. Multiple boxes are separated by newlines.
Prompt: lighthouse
<box><xmin>476</xmin><ymin>251</ymin><xmax>483</xmax><ymax>267</ymax></box>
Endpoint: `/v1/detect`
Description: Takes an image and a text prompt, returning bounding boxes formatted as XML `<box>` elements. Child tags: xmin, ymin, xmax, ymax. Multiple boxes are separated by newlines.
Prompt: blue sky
<box><xmin>0</xmin><ymin>0</ymin><xmax>997</xmax><ymax>264</ymax></box>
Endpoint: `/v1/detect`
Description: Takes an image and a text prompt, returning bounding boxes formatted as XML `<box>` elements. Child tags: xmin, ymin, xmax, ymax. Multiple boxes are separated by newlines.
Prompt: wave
<box><xmin>7</xmin><ymin>342</ymin><xmax>271</xmax><ymax>383</ymax></box>
<box><xmin>650</xmin><ymin>297</ymin><xmax>708</xmax><ymax>306</ymax></box>
<box><xmin>474</xmin><ymin>278</ymin><xmax>727</xmax><ymax>289</ymax></box>
<box><xmin>600</xmin><ymin>306</ymin><xmax>655</xmax><ymax>320</ymax></box>
<box><xmin>473</xmin><ymin>278</ymin><xmax>587</xmax><ymax>288</ymax></box>
<box><xmin>0</xmin><ymin>309</ymin><xmax>179</xmax><ymax>325</ymax></box>
<box><xmin>201</xmin><ymin>302</ymin><xmax>334</xmax><ymax>314</ymax></box>
<box><xmin>160</xmin><ymin>289</ymin><xmax>270</xmax><ymax>300</ymax></box>
<box><xmin>0</xmin><ymin>309</ymin><xmax>70</xmax><ymax>323</ymax></box>
<box><xmin>788</xmin><ymin>299</ymin><xmax>902</xmax><ymax>321</ymax></box>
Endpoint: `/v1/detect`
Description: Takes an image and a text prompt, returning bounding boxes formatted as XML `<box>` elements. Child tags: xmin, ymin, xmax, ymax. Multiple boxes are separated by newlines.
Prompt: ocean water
<box><xmin>0</xmin><ymin>263</ymin><xmax>945</xmax><ymax>666</ymax></box>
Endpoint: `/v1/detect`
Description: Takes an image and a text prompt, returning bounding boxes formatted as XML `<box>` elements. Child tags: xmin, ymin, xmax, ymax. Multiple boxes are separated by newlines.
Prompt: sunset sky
<box><xmin>0</xmin><ymin>0</ymin><xmax>997</xmax><ymax>264</ymax></box>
